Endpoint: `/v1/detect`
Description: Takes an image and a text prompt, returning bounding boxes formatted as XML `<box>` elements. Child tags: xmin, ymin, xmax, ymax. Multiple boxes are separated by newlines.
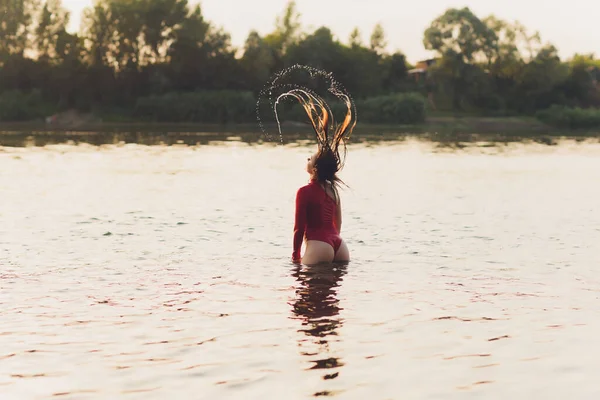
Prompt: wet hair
<box><xmin>313</xmin><ymin>147</ymin><xmax>344</xmax><ymax>202</ymax></box>
<box><xmin>286</xmin><ymin>88</ymin><xmax>356</xmax><ymax>202</ymax></box>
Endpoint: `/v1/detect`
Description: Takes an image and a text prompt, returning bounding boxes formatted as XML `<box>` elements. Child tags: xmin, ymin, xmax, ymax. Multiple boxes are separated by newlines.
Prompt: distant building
<box><xmin>408</xmin><ymin>58</ymin><xmax>437</xmax><ymax>81</ymax></box>
<box><xmin>408</xmin><ymin>58</ymin><xmax>438</xmax><ymax>111</ymax></box>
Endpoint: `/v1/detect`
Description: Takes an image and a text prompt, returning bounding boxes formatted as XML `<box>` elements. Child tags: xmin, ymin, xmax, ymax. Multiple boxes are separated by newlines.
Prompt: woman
<box><xmin>292</xmin><ymin>149</ymin><xmax>350</xmax><ymax>264</ymax></box>
<box><xmin>287</xmin><ymin>88</ymin><xmax>356</xmax><ymax>265</ymax></box>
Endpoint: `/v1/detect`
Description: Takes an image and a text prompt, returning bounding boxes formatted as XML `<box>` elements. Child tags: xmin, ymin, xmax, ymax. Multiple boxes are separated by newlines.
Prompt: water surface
<box><xmin>1</xmin><ymin>137</ymin><xmax>600</xmax><ymax>399</ymax></box>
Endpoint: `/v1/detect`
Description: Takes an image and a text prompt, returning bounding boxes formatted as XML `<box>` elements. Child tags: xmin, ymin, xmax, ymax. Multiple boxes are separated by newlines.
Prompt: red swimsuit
<box><xmin>292</xmin><ymin>179</ymin><xmax>342</xmax><ymax>260</ymax></box>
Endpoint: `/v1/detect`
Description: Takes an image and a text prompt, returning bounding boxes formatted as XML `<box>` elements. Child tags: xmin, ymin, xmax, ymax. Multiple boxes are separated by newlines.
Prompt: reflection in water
<box><xmin>2</xmin><ymin>128</ymin><xmax>594</xmax><ymax>148</ymax></box>
<box><xmin>0</xmin><ymin>130</ymin><xmax>266</xmax><ymax>147</ymax></box>
<box><xmin>289</xmin><ymin>263</ymin><xmax>348</xmax><ymax>386</ymax></box>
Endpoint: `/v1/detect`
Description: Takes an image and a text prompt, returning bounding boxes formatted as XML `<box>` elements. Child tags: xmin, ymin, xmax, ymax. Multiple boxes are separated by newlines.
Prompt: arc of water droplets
<box><xmin>256</xmin><ymin>65</ymin><xmax>358</xmax><ymax>146</ymax></box>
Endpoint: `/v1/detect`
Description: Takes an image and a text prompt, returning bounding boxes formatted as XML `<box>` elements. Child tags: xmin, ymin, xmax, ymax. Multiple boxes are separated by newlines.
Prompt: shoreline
<box><xmin>0</xmin><ymin>116</ymin><xmax>598</xmax><ymax>141</ymax></box>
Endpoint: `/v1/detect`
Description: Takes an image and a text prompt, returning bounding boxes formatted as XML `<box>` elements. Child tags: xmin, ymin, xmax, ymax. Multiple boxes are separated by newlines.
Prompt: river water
<box><xmin>1</xmin><ymin>136</ymin><xmax>600</xmax><ymax>399</ymax></box>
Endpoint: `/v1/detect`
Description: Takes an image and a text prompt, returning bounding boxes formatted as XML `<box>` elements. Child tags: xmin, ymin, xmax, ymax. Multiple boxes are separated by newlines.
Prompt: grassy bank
<box><xmin>0</xmin><ymin>115</ymin><xmax>583</xmax><ymax>136</ymax></box>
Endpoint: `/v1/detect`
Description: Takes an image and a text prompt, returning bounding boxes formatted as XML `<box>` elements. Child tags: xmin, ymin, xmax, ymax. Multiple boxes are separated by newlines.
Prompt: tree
<box><xmin>369</xmin><ymin>23</ymin><xmax>386</xmax><ymax>54</ymax></box>
<box><xmin>339</xmin><ymin>40</ymin><xmax>384</xmax><ymax>98</ymax></box>
<box><xmin>0</xmin><ymin>0</ymin><xmax>39</xmax><ymax>61</ymax></box>
<box><xmin>512</xmin><ymin>44</ymin><xmax>568</xmax><ymax>112</ymax></box>
<box><xmin>565</xmin><ymin>54</ymin><xmax>600</xmax><ymax>107</ymax></box>
<box><xmin>167</xmin><ymin>4</ymin><xmax>238</xmax><ymax>91</ymax></box>
<box><xmin>141</xmin><ymin>0</ymin><xmax>188</xmax><ymax>63</ymax></box>
<box><xmin>285</xmin><ymin>27</ymin><xmax>342</xmax><ymax>72</ymax></box>
<box><xmin>424</xmin><ymin>7</ymin><xmax>498</xmax><ymax>64</ymax></box>
<box><xmin>34</xmin><ymin>0</ymin><xmax>70</xmax><ymax>62</ymax></box>
<box><xmin>82</xmin><ymin>0</ymin><xmax>189</xmax><ymax>70</ymax></box>
<box><xmin>483</xmin><ymin>16</ymin><xmax>541</xmax><ymax>65</ymax></box>
<box><xmin>349</xmin><ymin>27</ymin><xmax>362</xmax><ymax>48</ymax></box>
<box><xmin>81</xmin><ymin>1</ymin><xmax>117</xmax><ymax>67</ymax></box>
<box><xmin>240</xmin><ymin>30</ymin><xmax>274</xmax><ymax>92</ymax></box>
<box><xmin>269</xmin><ymin>0</ymin><xmax>301</xmax><ymax>54</ymax></box>
<box><xmin>382</xmin><ymin>52</ymin><xmax>409</xmax><ymax>92</ymax></box>
<box><xmin>264</xmin><ymin>0</ymin><xmax>301</xmax><ymax>71</ymax></box>
<box><xmin>167</xmin><ymin>3</ymin><xmax>210</xmax><ymax>64</ymax></box>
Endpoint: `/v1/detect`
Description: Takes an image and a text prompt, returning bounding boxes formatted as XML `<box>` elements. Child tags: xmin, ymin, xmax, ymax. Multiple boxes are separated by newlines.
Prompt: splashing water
<box><xmin>256</xmin><ymin>65</ymin><xmax>358</xmax><ymax>151</ymax></box>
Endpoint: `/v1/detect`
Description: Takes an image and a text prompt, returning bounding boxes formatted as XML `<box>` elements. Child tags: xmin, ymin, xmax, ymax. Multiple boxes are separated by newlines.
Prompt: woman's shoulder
<box><xmin>297</xmin><ymin>181</ymin><xmax>322</xmax><ymax>199</ymax></box>
<box><xmin>297</xmin><ymin>183</ymin><xmax>313</xmax><ymax>195</ymax></box>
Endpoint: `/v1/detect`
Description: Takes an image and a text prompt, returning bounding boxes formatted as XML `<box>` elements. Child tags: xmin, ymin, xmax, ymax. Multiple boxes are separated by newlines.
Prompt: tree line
<box><xmin>0</xmin><ymin>0</ymin><xmax>599</xmax><ymax>127</ymax></box>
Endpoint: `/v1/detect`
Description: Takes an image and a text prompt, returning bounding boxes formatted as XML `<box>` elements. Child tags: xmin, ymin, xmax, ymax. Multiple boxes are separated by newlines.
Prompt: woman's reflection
<box><xmin>289</xmin><ymin>262</ymin><xmax>348</xmax><ymax>380</ymax></box>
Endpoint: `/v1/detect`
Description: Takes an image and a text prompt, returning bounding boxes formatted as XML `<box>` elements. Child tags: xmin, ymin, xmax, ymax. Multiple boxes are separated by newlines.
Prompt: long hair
<box><xmin>278</xmin><ymin>88</ymin><xmax>356</xmax><ymax>201</ymax></box>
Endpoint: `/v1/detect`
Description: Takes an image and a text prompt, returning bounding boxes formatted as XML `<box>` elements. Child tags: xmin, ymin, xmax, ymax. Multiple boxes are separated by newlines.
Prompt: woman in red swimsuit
<box><xmin>288</xmin><ymin>87</ymin><xmax>355</xmax><ymax>265</ymax></box>
<box><xmin>292</xmin><ymin>148</ymin><xmax>350</xmax><ymax>264</ymax></box>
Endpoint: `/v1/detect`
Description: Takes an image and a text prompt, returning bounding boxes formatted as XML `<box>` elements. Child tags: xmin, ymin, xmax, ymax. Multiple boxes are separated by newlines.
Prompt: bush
<box><xmin>358</xmin><ymin>92</ymin><xmax>426</xmax><ymax>124</ymax></box>
<box><xmin>536</xmin><ymin>105</ymin><xmax>600</xmax><ymax>129</ymax></box>
<box><xmin>134</xmin><ymin>91</ymin><xmax>256</xmax><ymax>123</ymax></box>
<box><xmin>136</xmin><ymin>90</ymin><xmax>427</xmax><ymax>126</ymax></box>
<box><xmin>0</xmin><ymin>90</ymin><xmax>50</xmax><ymax>121</ymax></box>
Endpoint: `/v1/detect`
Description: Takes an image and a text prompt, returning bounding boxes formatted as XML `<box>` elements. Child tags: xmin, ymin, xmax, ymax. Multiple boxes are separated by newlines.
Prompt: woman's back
<box><xmin>302</xmin><ymin>180</ymin><xmax>338</xmax><ymax>233</ymax></box>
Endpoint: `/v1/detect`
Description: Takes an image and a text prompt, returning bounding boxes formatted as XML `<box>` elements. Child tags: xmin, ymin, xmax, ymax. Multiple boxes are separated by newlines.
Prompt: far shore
<box><xmin>0</xmin><ymin>116</ymin><xmax>599</xmax><ymax>140</ymax></box>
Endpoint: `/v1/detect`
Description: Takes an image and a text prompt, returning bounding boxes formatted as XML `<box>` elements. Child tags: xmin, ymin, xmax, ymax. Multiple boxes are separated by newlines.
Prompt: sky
<box><xmin>62</xmin><ymin>0</ymin><xmax>599</xmax><ymax>64</ymax></box>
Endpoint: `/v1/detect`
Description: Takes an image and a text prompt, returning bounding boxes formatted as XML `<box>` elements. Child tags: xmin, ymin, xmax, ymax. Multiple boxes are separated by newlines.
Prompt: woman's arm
<box><xmin>292</xmin><ymin>188</ymin><xmax>307</xmax><ymax>262</ymax></box>
<box><xmin>334</xmin><ymin>198</ymin><xmax>342</xmax><ymax>234</ymax></box>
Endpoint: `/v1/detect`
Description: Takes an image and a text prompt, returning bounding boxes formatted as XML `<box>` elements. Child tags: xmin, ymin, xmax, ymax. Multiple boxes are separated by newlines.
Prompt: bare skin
<box><xmin>300</xmin><ymin>153</ymin><xmax>350</xmax><ymax>265</ymax></box>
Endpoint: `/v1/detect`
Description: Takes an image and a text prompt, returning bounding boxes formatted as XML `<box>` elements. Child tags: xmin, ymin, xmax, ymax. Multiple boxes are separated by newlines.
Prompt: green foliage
<box><xmin>422</xmin><ymin>7</ymin><xmax>597</xmax><ymax>116</ymax></box>
<box><xmin>510</xmin><ymin>45</ymin><xmax>569</xmax><ymax>113</ymax></box>
<box><xmin>560</xmin><ymin>54</ymin><xmax>600</xmax><ymax>108</ymax></box>
<box><xmin>536</xmin><ymin>105</ymin><xmax>600</xmax><ymax>129</ymax></box>
<box><xmin>133</xmin><ymin>91</ymin><xmax>256</xmax><ymax>123</ymax></box>
<box><xmin>0</xmin><ymin>90</ymin><xmax>51</xmax><ymax>121</ymax></box>
<box><xmin>348</xmin><ymin>28</ymin><xmax>362</xmax><ymax>48</ymax></box>
<box><xmin>267</xmin><ymin>0</ymin><xmax>301</xmax><ymax>55</ymax></box>
<box><xmin>240</xmin><ymin>30</ymin><xmax>274</xmax><ymax>93</ymax></box>
<box><xmin>81</xmin><ymin>0</ymin><xmax>190</xmax><ymax>69</ymax></box>
<box><xmin>0</xmin><ymin>0</ymin><xmax>38</xmax><ymax>60</ymax></box>
<box><xmin>359</xmin><ymin>93</ymin><xmax>426</xmax><ymax>124</ymax></box>
<box><xmin>133</xmin><ymin>90</ymin><xmax>426</xmax><ymax>126</ymax></box>
<box><xmin>424</xmin><ymin>7</ymin><xmax>497</xmax><ymax>63</ymax></box>
<box><xmin>370</xmin><ymin>23</ymin><xmax>387</xmax><ymax>54</ymax></box>
<box><xmin>34</xmin><ymin>0</ymin><xmax>70</xmax><ymax>62</ymax></box>
<box><xmin>0</xmin><ymin>0</ymin><xmax>598</xmax><ymax>126</ymax></box>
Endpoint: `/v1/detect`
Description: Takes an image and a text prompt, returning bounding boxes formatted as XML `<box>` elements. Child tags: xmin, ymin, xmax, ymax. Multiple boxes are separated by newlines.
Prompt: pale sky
<box><xmin>63</xmin><ymin>0</ymin><xmax>599</xmax><ymax>63</ymax></box>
